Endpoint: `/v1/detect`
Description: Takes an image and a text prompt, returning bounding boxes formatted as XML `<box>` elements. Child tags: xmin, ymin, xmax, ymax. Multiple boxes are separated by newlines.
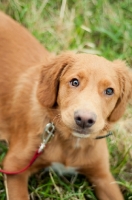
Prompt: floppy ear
<box><xmin>108</xmin><ymin>61</ymin><xmax>132</xmax><ymax>122</ymax></box>
<box><xmin>37</xmin><ymin>52</ymin><xmax>75</xmax><ymax>107</ymax></box>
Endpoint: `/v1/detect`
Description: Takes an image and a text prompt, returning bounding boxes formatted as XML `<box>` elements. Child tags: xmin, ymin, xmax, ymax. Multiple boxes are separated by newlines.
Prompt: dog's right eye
<box><xmin>70</xmin><ymin>78</ymin><xmax>80</xmax><ymax>87</ymax></box>
<box><xmin>104</xmin><ymin>88</ymin><xmax>114</xmax><ymax>95</ymax></box>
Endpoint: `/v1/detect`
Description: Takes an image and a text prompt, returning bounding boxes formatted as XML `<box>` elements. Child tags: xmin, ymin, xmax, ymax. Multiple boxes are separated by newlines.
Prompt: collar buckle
<box><xmin>38</xmin><ymin>123</ymin><xmax>55</xmax><ymax>153</ymax></box>
<box><xmin>43</xmin><ymin>122</ymin><xmax>55</xmax><ymax>144</ymax></box>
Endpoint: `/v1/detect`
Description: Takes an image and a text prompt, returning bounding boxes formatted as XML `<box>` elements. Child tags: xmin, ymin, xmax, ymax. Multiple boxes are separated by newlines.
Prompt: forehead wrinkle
<box><xmin>60</xmin><ymin>63</ymin><xmax>90</xmax><ymax>79</ymax></box>
<box><xmin>98</xmin><ymin>79</ymin><xmax>113</xmax><ymax>88</ymax></box>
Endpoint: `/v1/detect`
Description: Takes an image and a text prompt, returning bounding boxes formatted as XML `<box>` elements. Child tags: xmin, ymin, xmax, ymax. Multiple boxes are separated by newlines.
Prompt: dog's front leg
<box><xmin>82</xmin><ymin>168</ymin><xmax>124</xmax><ymax>200</ymax></box>
<box><xmin>4</xmin><ymin>172</ymin><xmax>29</xmax><ymax>200</ymax></box>
<box><xmin>91</xmin><ymin>173</ymin><xmax>123</xmax><ymax>200</ymax></box>
<box><xmin>2</xmin><ymin>140</ymin><xmax>36</xmax><ymax>200</ymax></box>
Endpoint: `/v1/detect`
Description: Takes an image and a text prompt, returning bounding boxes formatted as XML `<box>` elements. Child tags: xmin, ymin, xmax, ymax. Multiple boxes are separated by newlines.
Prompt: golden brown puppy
<box><xmin>0</xmin><ymin>12</ymin><xmax>131</xmax><ymax>200</ymax></box>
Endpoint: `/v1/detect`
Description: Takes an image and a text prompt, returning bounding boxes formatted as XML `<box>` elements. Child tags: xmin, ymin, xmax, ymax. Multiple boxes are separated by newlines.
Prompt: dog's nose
<box><xmin>74</xmin><ymin>110</ymin><xmax>96</xmax><ymax>128</ymax></box>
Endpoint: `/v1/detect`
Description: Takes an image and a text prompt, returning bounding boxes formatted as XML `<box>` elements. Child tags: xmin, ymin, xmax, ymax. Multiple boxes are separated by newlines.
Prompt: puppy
<box><xmin>0</xmin><ymin>12</ymin><xmax>131</xmax><ymax>200</ymax></box>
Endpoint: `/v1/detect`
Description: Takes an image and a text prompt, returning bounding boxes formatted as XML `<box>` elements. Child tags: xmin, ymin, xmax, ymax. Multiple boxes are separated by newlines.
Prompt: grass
<box><xmin>0</xmin><ymin>0</ymin><xmax>132</xmax><ymax>199</ymax></box>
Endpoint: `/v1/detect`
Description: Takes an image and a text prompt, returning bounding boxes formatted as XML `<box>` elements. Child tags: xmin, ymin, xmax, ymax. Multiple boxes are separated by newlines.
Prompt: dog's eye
<box><xmin>105</xmin><ymin>88</ymin><xmax>114</xmax><ymax>95</ymax></box>
<box><xmin>70</xmin><ymin>78</ymin><xmax>79</xmax><ymax>87</ymax></box>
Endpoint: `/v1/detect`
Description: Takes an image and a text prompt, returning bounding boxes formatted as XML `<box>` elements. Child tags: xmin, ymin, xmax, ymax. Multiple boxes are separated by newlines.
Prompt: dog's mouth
<box><xmin>72</xmin><ymin>129</ymin><xmax>91</xmax><ymax>138</ymax></box>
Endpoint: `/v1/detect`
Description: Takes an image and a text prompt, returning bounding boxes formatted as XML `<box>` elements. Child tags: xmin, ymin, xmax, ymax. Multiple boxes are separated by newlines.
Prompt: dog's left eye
<box><xmin>104</xmin><ymin>88</ymin><xmax>114</xmax><ymax>95</ymax></box>
<box><xmin>70</xmin><ymin>78</ymin><xmax>80</xmax><ymax>87</ymax></box>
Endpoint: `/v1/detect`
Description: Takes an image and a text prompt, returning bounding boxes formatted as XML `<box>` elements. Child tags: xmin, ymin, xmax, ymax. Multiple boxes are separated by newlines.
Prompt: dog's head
<box><xmin>37</xmin><ymin>53</ymin><xmax>132</xmax><ymax>139</ymax></box>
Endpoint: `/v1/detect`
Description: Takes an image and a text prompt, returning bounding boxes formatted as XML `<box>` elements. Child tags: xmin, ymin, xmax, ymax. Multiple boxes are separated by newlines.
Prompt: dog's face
<box><xmin>57</xmin><ymin>55</ymin><xmax>120</xmax><ymax>138</ymax></box>
<box><xmin>37</xmin><ymin>53</ymin><xmax>132</xmax><ymax>139</ymax></box>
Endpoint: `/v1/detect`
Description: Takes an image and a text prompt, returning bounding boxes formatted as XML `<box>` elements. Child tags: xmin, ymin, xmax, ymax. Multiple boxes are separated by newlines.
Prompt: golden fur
<box><xmin>0</xmin><ymin>12</ymin><xmax>132</xmax><ymax>200</ymax></box>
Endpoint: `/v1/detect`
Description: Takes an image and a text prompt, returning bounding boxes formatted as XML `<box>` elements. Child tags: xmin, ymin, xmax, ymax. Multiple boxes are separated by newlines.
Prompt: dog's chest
<box><xmin>49</xmin><ymin>162</ymin><xmax>78</xmax><ymax>175</ymax></box>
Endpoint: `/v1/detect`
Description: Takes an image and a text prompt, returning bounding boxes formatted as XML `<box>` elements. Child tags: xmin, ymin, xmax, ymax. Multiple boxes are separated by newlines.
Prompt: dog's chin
<box><xmin>72</xmin><ymin>131</ymin><xmax>91</xmax><ymax>138</ymax></box>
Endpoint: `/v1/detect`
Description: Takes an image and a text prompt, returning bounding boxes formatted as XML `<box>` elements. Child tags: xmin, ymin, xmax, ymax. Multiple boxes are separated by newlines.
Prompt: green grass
<box><xmin>0</xmin><ymin>0</ymin><xmax>132</xmax><ymax>199</ymax></box>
